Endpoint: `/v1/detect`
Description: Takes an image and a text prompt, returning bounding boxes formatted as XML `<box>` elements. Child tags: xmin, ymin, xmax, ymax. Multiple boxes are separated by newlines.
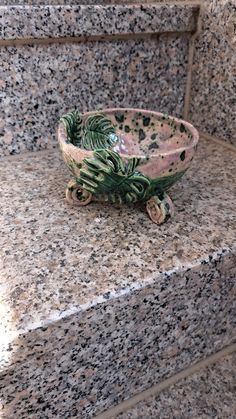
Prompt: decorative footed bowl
<box><xmin>58</xmin><ymin>108</ymin><xmax>199</xmax><ymax>224</ymax></box>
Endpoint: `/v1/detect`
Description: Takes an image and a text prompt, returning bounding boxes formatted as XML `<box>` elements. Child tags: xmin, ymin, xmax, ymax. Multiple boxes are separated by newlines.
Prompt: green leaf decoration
<box><xmin>82</xmin><ymin>114</ymin><xmax>118</xmax><ymax>150</ymax></box>
<box><xmin>76</xmin><ymin>149</ymin><xmax>150</xmax><ymax>204</ymax></box>
<box><xmin>60</xmin><ymin>111</ymin><xmax>83</xmax><ymax>147</ymax></box>
<box><xmin>60</xmin><ymin>112</ymin><xmax>186</xmax><ymax>204</ymax></box>
<box><xmin>68</xmin><ymin>148</ymin><xmax>186</xmax><ymax>204</ymax></box>
<box><xmin>126</xmin><ymin>157</ymin><xmax>145</xmax><ymax>175</ymax></box>
<box><xmin>60</xmin><ymin>111</ymin><xmax>119</xmax><ymax>151</ymax></box>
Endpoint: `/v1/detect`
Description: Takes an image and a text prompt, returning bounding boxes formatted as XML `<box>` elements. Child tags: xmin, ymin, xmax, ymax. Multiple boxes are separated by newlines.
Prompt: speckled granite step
<box><xmin>112</xmin><ymin>351</ymin><xmax>236</xmax><ymax>419</ymax></box>
<box><xmin>0</xmin><ymin>3</ymin><xmax>200</xmax><ymax>157</ymax></box>
<box><xmin>0</xmin><ymin>4</ymin><xmax>199</xmax><ymax>41</ymax></box>
<box><xmin>0</xmin><ymin>137</ymin><xmax>236</xmax><ymax>418</ymax></box>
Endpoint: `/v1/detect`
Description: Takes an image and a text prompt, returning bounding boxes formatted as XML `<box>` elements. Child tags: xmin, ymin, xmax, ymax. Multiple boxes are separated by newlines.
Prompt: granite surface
<box><xmin>0</xmin><ymin>2</ymin><xmax>200</xmax><ymax>156</ymax></box>
<box><xmin>0</xmin><ymin>4</ymin><xmax>199</xmax><ymax>40</ymax></box>
<box><xmin>189</xmin><ymin>0</ymin><xmax>236</xmax><ymax>145</ymax></box>
<box><xmin>114</xmin><ymin>352</ymin><xmax>236</xmax><ymax>418</ymax></box>
<box><xmin>0</xmin><ymin>138</ymin><xmax>236</xmax><ymax>417</ymax></box>
<box><xmin>0</xmin><ymin>35</ymin><xmax>190</xmax><ymax>156</ymax></box>
<box><xmin>0</xmin><ymin>1</ymin><xmax>197</xmax><ymax>6</ymax></box>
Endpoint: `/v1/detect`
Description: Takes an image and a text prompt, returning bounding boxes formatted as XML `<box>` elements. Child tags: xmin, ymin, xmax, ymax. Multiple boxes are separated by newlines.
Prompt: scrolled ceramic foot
<box><xmin>66</xmin><ymin>180</ymin><xmax>92</xmax><ymax>207</ymax></box>
<box><xmin>146</xmin><ymin>193</ymin><xmax>175</xmax><ymax>225</ymax></box>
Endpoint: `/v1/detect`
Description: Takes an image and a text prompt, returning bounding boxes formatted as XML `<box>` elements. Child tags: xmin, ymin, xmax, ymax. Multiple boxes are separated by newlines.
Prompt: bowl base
<box><xmin>65</xmin><ymin>180</ymin><xmax>174</xmax><ymax>225</ymax></box>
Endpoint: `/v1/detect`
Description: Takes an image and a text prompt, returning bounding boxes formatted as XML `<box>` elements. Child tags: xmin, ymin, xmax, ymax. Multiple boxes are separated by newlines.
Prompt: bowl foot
<box><xmin>66</xmin><ymin>180</ymin><xmax>92</xmax><ymax>207</ymax></box>
<box><xmin>146</xmin><ymin>193</ymin><xmax>175</xmax><ymax>225</ymax></box>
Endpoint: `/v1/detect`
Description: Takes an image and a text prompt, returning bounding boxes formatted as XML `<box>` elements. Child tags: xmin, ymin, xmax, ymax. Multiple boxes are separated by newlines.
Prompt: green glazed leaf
<box><xmin>77</xmin><ymin>149</ymin><xmax>150</xmax><ymax>204</ymax></box>
<box><xmin>60</xmin><ymin>111</ymin><xmax>83</xmax><ymax>147</ymax></box>
<box><xmin>82</xmin><ymin>114</ymin><xmax>118</xmax><ymax>150</ymax></box>
<box><xmin>60</xmin><ymin>111</ymin><xmax>118</xmax><ymax>150</ymax></box>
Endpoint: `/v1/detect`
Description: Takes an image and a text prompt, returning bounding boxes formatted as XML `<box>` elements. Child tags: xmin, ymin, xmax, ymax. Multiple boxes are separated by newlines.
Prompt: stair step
<box><xmin>0</xmin><ymin>137</ymin><xmax>235</xmax><ymax>417</ymax></box>
<box><xmin>0</xmin><ymin>3</ymin><xmax>200</xmax><ymax>157</ymax></box>
<box><xmin>0</xmin><ymin>4</ymin><xmax>199</xmax><ymax>41</ymax></box>
<box><xmin>109</xmin><ymin>349</ymin><xmax>236</xmax><ymax>419</ymax></box>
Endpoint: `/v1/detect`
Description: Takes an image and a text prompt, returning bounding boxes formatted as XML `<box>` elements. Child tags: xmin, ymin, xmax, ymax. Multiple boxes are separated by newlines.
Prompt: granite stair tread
<box><xmin>0</xmin><ymin>137</ymin><xmax>235</xmax><ymax>338</ymax></box>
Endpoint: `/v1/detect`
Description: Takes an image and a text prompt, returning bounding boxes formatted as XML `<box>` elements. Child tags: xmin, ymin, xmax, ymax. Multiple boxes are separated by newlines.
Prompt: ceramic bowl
<box><xmin>58</xmin><ymin>108</ymin><xmax>199</xmax><ymax>224</ymax></box>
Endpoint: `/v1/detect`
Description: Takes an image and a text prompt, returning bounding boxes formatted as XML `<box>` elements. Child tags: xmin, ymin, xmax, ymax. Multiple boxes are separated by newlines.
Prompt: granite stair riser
<box><xmin>114</xmin><ymin>352</ymin><xmax>236</xmax><ymax>419</ymax></box>
<box><xmin>0</xmin><ymin>1</ymin><xmax>196</xmax><ymax>6</ymax></box>
<box><xmin>189</xmin><ymin>0</ymin><xmax>236</xmax><ymax>145</ymax></box>
<box><xmin>0</xmin><ymin>36</ymin><xmax>190</xmax><ymax>156</ymax></box>
<box><xmin>0</xmin><ymin>5</ymin><xmax>199</xmax><ymax>40</ymax></box>
<box><xmin>0</xmin><ymin>3</ymin><xmax>200</xmax><ymax>156</ymax></box>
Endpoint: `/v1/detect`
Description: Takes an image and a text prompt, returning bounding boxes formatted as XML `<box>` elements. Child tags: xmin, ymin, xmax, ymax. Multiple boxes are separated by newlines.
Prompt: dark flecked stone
<box><xmin>0</xmin><ymin>4</ymin><xmax>200</xmax><ymax>40</ymax></box>
<box><xmin>116</xmin><ymin>354</ymin><xmax>236</xmax><ymax>419</ymax></box>
<box><xmin>189</xmin><ymin>0</ymin><xmax>235</xmax><ymax>145</ymax></box>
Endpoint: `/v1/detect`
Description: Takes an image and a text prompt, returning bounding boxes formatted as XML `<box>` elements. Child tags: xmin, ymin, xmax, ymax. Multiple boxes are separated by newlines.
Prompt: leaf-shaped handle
<box><xmin>60</xmin><ymin>111</ymin><xmax>118</xmax><ymax>151</ymax></box>
<box><xmin>60</xmin><ymin>111</ymin><xmax>83</xmax><ymax>147</ymax></box>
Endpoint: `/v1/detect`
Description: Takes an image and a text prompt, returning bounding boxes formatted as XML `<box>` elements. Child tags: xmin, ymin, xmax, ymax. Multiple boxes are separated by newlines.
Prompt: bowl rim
<box><xmin>58</xmin><ymin>107</ymin><xmax>199</xmax><ymax>158</ymax></box>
